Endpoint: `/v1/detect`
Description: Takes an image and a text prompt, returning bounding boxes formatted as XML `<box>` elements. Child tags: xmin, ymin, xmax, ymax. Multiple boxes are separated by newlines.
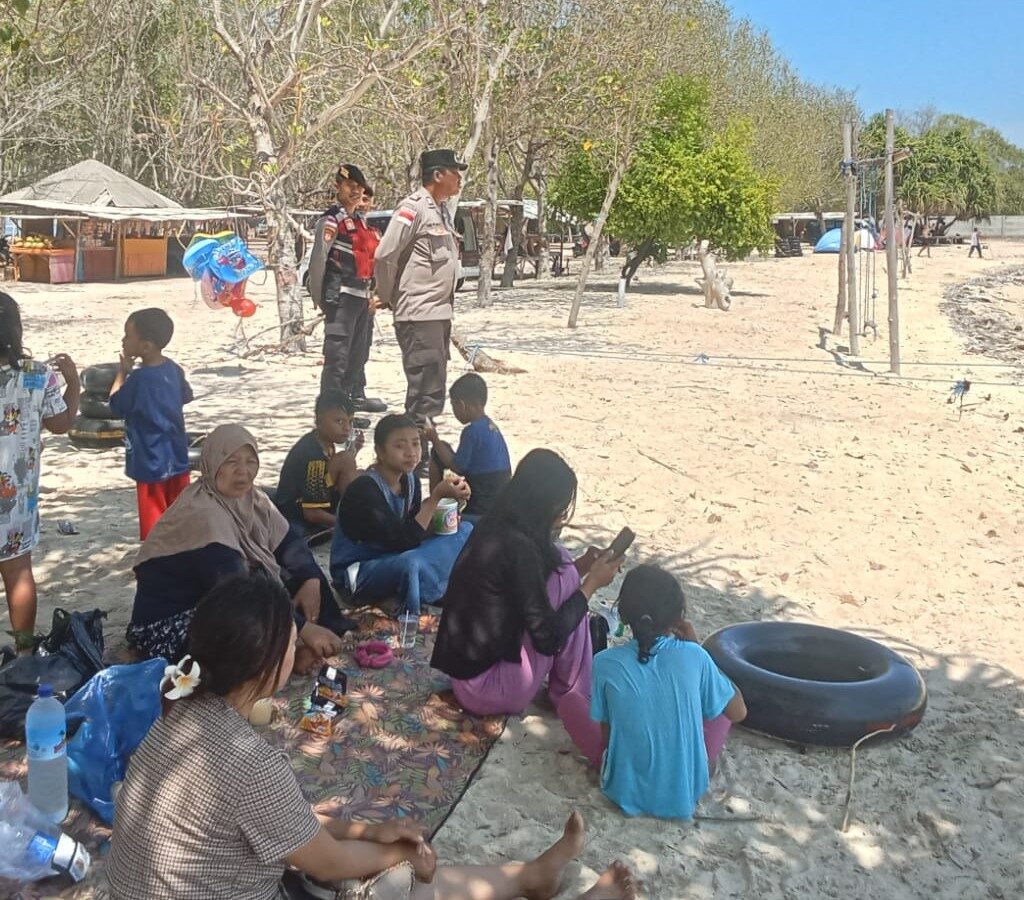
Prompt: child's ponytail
<box><xmin>632</xmin><ymin>613</ymin><xmax>660</xmax><ymax>664</ymax></box>
<box><xmin>617</xmin><ymin>564</ymin><xmax>686</xmax><ymax>665</ymax></box>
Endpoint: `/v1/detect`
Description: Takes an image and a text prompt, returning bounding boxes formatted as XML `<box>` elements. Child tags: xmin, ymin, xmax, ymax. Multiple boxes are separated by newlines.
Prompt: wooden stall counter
<box><xmin>12</xmin><ymin>248</ymin><xmax>75</xmax><ymax>284</ymax></box>
<box><xmin>121</xmin><ymin>237</ymin><xmax>168</xmax><ymax>277</ymax></box>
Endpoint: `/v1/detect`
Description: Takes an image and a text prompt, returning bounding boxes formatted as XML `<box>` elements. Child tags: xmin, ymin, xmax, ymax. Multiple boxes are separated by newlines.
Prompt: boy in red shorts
<box><xmin>110</xmin><ymin>308</ymin><xmax>193</xmax><ymax>539</ymax></box>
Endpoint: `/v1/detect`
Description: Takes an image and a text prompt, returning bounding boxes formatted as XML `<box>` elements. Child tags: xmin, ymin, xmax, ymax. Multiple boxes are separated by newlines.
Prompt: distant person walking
<box><xmin>917</xmin><ymin>221</ymin><xmax>931</xmax><ymax>257</ymax></box>
<box><xmin>969</xmin><ymin>226</ymin><xmax>983</xmax><ymax>258</ymax></box>
<box><xmin>374</xmin><ymin>148</ymin><xmax>466</xmax><ymax>474</ymax></box>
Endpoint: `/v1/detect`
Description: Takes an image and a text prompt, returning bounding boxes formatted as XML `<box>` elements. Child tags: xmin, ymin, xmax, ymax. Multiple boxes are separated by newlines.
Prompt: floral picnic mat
<box><xmin>0</xmin><ymin>609</ymin><xmax>506</xmax><ymax>899</ymax></box>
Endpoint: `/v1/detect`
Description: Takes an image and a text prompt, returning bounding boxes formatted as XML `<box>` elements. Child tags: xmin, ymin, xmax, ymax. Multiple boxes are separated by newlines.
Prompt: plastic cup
<box><xmin>432</xmin><ymin>498</ymin><xmax>460</xmax><ymax>535</ymax></box>
<box><xmin>398</xmin><ymin>613</ymin><xmax>418</xmax><ymax>649</ymax></box>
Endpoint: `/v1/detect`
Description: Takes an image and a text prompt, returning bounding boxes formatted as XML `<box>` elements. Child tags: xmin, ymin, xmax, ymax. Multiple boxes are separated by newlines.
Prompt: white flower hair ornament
<box><xmin>162</xmin><ymin>655</ymin><xmax>201</xmax><ymax>700</ymax></box>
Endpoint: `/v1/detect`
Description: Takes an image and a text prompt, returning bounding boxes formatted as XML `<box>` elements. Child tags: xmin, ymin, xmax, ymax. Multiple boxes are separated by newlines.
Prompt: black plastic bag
<box><xmin>0</xmin><ymin>608</ymin><xmax>106</xmax><ymax>739</ymax></box>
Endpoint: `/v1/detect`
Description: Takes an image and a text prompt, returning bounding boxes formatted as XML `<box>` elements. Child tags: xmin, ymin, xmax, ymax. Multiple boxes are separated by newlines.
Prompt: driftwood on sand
<box><xmin>697</xmin><ymin>245</ymin><xmax>734</xmax><ymax>311</ymax></box>
<box><xmin>451</xmin><ymin>327</ymin><xmax>526</xmax><ymax>374</ymax></box>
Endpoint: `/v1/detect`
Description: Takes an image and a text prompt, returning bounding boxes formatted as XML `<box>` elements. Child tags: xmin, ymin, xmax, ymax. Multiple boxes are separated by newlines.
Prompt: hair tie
<box><xmin>162</xmin><ymin>655</ymin><xmax>201</xmax><ymax>699</ymax></box>
<box><xmin>354</xmin><ymin>641</ymin><xmax>394</xmax><ymax>669</ymax></box>
<box><xmin>640</xmin><ymin>614</ymin><xmax>654</xmax><ymax>623</ymax></box>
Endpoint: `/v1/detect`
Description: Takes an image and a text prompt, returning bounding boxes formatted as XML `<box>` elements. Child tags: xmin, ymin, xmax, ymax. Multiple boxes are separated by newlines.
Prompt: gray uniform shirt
<box><xmin>374</xmin><ymin>187</ymin><xmax>459</xmax><ymax>323</ymax></box>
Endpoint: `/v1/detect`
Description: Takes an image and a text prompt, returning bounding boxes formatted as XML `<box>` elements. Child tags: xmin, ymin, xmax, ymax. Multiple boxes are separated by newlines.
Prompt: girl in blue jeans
<box><xmin>330</xmin><ymin>415</ymin><xmax>471</xmax><ymax>616</ymax></box>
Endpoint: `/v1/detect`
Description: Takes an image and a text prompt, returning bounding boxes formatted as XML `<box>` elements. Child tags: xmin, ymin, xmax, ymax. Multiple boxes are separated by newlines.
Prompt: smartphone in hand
<box><xmin>607</xmin><ymin>527</ymin><xmax>636</xmax><ymax>558</ymax></box>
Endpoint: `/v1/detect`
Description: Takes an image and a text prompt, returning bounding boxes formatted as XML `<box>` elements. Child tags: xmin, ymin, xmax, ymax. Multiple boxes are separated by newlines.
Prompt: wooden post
<box><xmin>74</xmin><ymin>220</ymin><xmax>83</xmax><ymax>283</ymax></box>
<box><xmin>833</xmin><ymin>228</ymin><xmax>847</xmax><ymax>336</ymax></box>
<box><xmin>843</xmin><ymin>122</ymin><xmax>861</xmax><ymax>355</ymax></box>
<box><xmin>113</xmin><ymin>221</ymin><xmax>123</xmax><ymax>281</ymax></box>
<box><xmin>884</xmin><ymin>109</ymin><xmax>901</xmax><ymax>375</ymax></box>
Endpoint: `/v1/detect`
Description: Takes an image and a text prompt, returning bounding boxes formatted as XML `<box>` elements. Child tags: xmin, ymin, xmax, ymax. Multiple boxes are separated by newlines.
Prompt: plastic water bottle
<box><xmin>0</xmin><ymin>783</ymin><xmax>90</xmax><ymax>883</ymax></box>
<box><xmin>25</xmin><ymin>684</ymin><xmax>69</xmax><ymax>824</ymax></box>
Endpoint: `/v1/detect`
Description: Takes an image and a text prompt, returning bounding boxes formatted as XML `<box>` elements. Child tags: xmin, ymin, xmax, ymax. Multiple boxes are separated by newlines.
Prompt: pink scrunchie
<box><xmin>354</xmin><ymin>641</ymin><xmax>394</xmax><ymax>669</ymax></box>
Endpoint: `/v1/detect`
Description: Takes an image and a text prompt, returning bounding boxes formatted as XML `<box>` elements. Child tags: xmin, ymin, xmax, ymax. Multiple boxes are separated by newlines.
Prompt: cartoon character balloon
<box><xmin>183</xmin><ymin>232</ymin><xmax>264</xmax><ymax>316</ymax></box>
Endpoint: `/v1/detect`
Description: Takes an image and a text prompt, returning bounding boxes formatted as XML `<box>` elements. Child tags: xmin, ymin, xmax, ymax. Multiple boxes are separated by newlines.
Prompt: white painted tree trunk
<box><xmin>568</xmin><ymin>157</ymin><xmax>627</xmax><ymax>328</ymax></box>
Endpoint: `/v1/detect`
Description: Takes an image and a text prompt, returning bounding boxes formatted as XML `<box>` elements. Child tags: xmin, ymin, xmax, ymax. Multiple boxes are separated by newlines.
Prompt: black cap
<box><xmin>335</xmin><ymin>163</ymin><xmax>368</xmax><ymax>188</ymax></box>
<box><xmin>420</xmin><ymin>149</ymin><xmax>468</xmax><ymax>177</ymax></box>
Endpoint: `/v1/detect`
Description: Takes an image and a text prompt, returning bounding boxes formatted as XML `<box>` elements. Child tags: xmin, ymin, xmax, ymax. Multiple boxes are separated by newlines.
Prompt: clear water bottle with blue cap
<box><xmin>25</xmin><ymin>683</ymin><xmax>69</xmax><ymax>823</ymax></box>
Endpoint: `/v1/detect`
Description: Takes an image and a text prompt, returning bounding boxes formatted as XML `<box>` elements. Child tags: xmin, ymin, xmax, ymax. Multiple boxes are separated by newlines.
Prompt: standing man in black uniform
<box><xmin>307</xmin><ymin>163</ymin><xmax>386</xmax><ymax>411</ymax></box>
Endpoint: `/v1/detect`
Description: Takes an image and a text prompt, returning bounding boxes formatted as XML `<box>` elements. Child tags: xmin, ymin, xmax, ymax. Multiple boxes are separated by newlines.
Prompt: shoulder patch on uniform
<box><xmin>323</xmin><ymin>221</ymin><xmax>338</xmax><ymax>242</ymax></box>
<box><xmin>396</xmin><ymin>209</ymin><xmax>416</xmax><ymax>224</ymax></box>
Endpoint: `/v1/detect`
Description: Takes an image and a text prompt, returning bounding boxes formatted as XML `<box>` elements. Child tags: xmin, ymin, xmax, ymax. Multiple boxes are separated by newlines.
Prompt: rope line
<box><xmin>453</xmin><ymin>341</ymin><xmax>1023</xmax><ymax>388</ymax></box>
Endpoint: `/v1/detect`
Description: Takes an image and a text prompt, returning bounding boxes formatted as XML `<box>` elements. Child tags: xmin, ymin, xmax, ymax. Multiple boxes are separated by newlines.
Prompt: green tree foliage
<box><xmin>550</xmin><ymin>76</ymin><xmax>776</xmax><ymax>282</ymax></box>
<box><xmin>931</xmin><ymin>115</ymin><xmax>1024</xmax><ymax>214</ymax></box>
<box><xmin>861</xmin><ymin>112</ymin><xmax>998</xmax><ymax>224</ymax></box>
<box><xmin>0</xmin><ymin>0</ymin><xmax>31</xmax><ymax>50</ymax></box>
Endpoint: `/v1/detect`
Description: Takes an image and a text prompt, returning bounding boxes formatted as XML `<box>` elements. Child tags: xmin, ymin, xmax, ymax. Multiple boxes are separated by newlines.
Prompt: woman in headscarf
<box><xmin>127</xmin><ymin>424</ymin><xmax>354</xmax><ymax>669</ymax></box>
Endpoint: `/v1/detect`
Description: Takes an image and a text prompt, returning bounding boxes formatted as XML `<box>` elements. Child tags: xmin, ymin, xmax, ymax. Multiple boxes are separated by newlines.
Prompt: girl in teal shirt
<box><xmin>591</xmin><ymin>565</ymin><xmax>747</xmax><ymax>819</ymax></box>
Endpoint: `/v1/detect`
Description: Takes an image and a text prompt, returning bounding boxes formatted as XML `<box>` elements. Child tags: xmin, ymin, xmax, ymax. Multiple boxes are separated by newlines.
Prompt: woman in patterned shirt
<box><xmin>106</xmin><ymin>572</ymin><xmax>638</xmax><ymax>900</ymax></box>
<box><xmin>0</xmin><ymin>292</ymin><xmax>79</xmax><ymax>652</ymax></box>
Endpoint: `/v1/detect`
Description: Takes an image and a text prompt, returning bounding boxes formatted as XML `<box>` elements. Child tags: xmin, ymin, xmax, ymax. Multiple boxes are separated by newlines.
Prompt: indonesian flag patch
<box><xmin>396</xmin><ymin>208</ymin><xmax>416</xmax><ymax>225</ymax></box>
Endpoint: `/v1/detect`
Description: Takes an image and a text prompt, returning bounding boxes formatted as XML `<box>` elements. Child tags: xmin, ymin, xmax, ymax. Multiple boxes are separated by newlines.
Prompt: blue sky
<box><xmin>725</xmin><ymin>1</ymin><xmax>1024</xmax><ymax>147</ymax></box>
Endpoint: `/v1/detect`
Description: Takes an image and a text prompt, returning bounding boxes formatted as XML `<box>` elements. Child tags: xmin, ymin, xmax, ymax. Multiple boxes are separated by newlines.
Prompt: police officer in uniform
<box><xmin>374</xmin><ymin>149</ymin><xmax>466</xmax><ymax>470</ymax></box>
<box><xmin>308</xmin><ymin>163</ymin><xmax>386</xmax><ymax>411</ymax></box>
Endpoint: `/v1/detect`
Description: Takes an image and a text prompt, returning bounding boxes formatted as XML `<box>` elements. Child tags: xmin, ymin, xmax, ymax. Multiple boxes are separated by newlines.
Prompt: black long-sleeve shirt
<box><xmin>334</xmin><ymin>474</ymin><xmax>425</xmax><ymax>555</ymax></box>
<box><xmin>430</xmin><ymin>522</ymin><xmax>588</xmax><ymax>680</ymax></box>
<box><xmin>130</xmin><ymin>526</ymin><xmax>321</xmax><ymax>627</ymax></box>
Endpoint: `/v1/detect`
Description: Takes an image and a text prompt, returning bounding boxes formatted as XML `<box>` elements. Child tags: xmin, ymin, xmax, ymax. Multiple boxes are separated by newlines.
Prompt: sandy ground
<box><xmin>8</xmin><ymin>239</ymin><xmax>1024</xmax><ymax>898</ymax></box>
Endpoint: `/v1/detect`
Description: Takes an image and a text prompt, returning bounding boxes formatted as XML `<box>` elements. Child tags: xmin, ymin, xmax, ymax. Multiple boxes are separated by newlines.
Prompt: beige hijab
<box><xmin>136</xmin><ymin>424</ymin><xmax>289</xmax><ymax>579</ymax></box>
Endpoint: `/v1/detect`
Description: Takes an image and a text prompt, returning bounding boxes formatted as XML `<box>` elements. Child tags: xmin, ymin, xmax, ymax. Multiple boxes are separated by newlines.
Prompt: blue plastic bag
<box><xmin>64</xmin><ymin>658</ymin><xmax>165</xmax><ymax>824</ymax></box>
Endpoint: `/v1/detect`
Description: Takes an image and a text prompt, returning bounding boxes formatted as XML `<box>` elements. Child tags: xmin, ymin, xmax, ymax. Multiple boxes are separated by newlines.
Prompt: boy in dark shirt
<box><xmin>424</xmin><ymin>373</ymin><xmax>511</xmax><ymax>519</ymax></box>
<box><xmin>109</xmin><ymin>308</ymin><xmax>193</xmax><ymax>540</ymax></box>
<box><xmin>274</xmin><ymin>392</ymin><xmax>363</xmax><ymax>541</ymax></box>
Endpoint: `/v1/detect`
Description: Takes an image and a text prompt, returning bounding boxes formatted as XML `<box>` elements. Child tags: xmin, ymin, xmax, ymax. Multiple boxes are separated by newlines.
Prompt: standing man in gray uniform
<box><xmin>374</xmin><ymin>148</ymin><xmax>466</xmax><ymax>471</ymax></box>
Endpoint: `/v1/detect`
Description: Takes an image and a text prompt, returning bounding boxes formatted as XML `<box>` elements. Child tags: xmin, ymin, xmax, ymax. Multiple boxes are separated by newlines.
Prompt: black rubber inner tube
<box><xmin>79</xmin><ymin>393</ymin><xmax>118</xmax><ymax>420</ymax></box>
<box><xmin>68</xmin><ymin>415</ymin><xmax>125</xmax><ymax>450</ymax></box>
<box><xmin>703</xmin><ymin>621</ymin><xmax>927</xmax><ymax>748</ymax></box>
<box><xmin>79</xmin><ymin>363</ymin><xmax>120</xmax><ymax>397</ymax></box>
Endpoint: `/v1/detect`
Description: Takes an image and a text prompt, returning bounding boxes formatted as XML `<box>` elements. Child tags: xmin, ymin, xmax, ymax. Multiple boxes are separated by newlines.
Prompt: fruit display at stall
<box><xmin>11</xmin><ymin>234</ymin><xmax>55</xmax><ymax>250</ymax></box>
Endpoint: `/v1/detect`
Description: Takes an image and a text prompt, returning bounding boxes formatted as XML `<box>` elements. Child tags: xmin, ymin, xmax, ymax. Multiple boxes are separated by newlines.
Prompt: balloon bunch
<box><xmin>182</xmin><ymin>231</ymin><xmax>263</xmax><ymax>318</ymax></box>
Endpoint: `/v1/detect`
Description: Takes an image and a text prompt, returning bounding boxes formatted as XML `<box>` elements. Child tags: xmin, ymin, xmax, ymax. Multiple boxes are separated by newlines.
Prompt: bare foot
<box><xmin>521</xmin><ymin>811</ymin><xmax>586</xmax><ymax>900</ymax></box>
<box><xmin>577</xmin><ymin>860</ymin><xmax>638</xmax><ymax>900</ymax></box>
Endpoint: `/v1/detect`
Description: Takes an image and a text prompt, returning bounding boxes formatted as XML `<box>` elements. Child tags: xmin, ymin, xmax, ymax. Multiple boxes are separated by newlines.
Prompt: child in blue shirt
<box><xmin>591</xmin><ymin>565</ymin><xmax>747</xmax><ymax>819</ymax></box>
<box><xmin>424</xmin><ymin>372</ymin><xmax>511</xmax><ymax>519</ymax></box>
<box><xmin>109</xmin><ymin>308</ymin><xmax>193</xmax><ymax>540</ymax></box>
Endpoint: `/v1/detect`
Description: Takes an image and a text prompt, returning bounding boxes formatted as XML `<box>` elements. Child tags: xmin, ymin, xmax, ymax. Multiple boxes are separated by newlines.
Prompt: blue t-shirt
<box><xmin>453</xmin><ymin>416</ymin><xmax>510</xmax><ymax>475</ymax></box>
<box><xmin>591</xmin><ymin>636</ymin><xmax>736</xmax><ymax>819</ymax></box>
<box><xmin>108</xmin><ymin>360</ymin><xmax>193</xmax><ymax>483</ymax></box>
<box><xmin>450</xmin><ymin>416</ymin><xmax>511</xmax><ymax>518</ymax></box>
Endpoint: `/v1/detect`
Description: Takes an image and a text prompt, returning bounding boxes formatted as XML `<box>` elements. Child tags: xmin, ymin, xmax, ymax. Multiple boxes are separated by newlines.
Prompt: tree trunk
<box><xmin>476</xmin><ymin>131</ymin><xmax>499</xmax><ymax>308</ymax></box>
<box><xmin>264</xmin><ymin>200</ymin><xmax>305</xmax><ymax>349</ymax></box>
<box><xmin>535</xmin><ymin>171</ymin><xmax>547</xmax><ymax>279</ymax></box>
<box><xmin>620</xmin><ymin>236</ymin><xmax>656</xmax><ymax>288</ymax></box>
<box><xmin>499</xmin><ymin>204</ymin><xmax>525</xmax><ymax>288</ymax></box>
<box><xmin>500</xmin><ymin>142</ymin><xmax>536</xmax><ymax>288</ymax></box>
<box><xmin>593</xmin><ymin>234</ymin><xmax>608</xmax><ymax>272</ymax></box>
<box><xmin>568</xmin><ymin>157</ymin><xmax>626</xmax><ymax>328</ymax></box>
<box><xmin>249</xmin><ymin>109</ymin><xmax>304</xmax><ymax>348</ymax></box>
